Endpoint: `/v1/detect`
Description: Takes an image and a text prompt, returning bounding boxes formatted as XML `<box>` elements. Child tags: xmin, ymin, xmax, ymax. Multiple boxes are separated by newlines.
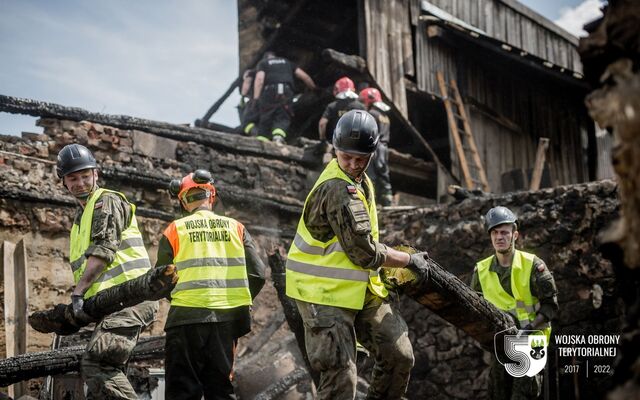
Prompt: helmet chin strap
<box><xmin>497</xmin><ymin>236</ymin><xmax>516</xmax><ymax>255</ymax></box>
<box><xmin>340</xmin><ymin>154</ymin><xmax>374</xmax><ymax>182</ymax></box>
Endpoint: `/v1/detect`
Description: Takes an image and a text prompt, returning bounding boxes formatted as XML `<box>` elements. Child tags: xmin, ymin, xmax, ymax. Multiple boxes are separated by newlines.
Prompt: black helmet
<box><xmin>56</xmin><ymin>144</ymin><xmax>98</xmax><ymax>178</ymax></box>
<box><xmin>485</xmin><ymin>206</ymin><xmax>518</xmax><ymax>232</ymax></box>
<box><xmin>332</xmin><ymin>110</ymin><xmax>379</xmax><ymax>155</ymax></box>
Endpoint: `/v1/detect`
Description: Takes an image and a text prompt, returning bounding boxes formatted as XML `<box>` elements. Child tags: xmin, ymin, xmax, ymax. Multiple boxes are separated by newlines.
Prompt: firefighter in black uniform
<box><xmin>318</xmin><ymin>77</ymin><xmax>366</xmax><ymax>143</ymax></box>
<box><xmin>360</xmin><ymin>87</ymin><xmax>393</xmax><ymax>206</ymax></box>
<box><xmin>253</xmin><ymin>51</ymin><xmax>316</xmax><ymax>145</ymax></box>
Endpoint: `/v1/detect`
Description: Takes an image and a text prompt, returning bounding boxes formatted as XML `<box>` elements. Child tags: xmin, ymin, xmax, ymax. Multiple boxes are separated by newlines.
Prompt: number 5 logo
<box><xmin>495</xmin><ymin>328</ymin><xmax>548</xmax><ymax>377</ymax></box>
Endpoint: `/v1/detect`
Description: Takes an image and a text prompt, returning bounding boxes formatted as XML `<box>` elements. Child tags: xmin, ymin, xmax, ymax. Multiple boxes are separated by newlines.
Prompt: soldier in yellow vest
<box><xmin>56</xmin><ymin>144</ymin><xmax>158</xmax><ymax>399</ymax></box>
<box><xmin>470</xmin><ymin>206</ymin><xmax>558</xmax><ymax>400</ymax></box>
<box><xmin>155</xmin><ymin>170</ymin><xmax>266</xmax><ymax>399</ymax></box>
<box><xmin>286</xmin><ymin>110</ymin><xmax>429</xmax><ymax>400</ymax></box>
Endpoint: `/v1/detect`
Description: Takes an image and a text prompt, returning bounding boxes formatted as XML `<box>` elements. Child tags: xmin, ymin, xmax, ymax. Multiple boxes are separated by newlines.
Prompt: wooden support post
<box><xmin>530</xmin><ymin>137</ymin><xmax>550</xmax><ymax>191</ymax></box>
<box><xmin>3</xmin><ymin>239</ymin><xmax>29</xmax><ymax>398</ymax></box>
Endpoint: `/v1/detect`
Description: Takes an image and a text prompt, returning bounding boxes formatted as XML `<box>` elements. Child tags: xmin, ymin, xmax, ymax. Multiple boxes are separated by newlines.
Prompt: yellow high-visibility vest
<box><xmin>70</xmin><ymin>188</ymin><xmax>151</xmax><ymax>299</ymax></box>
<box><xmin>286</xmin><ymin>159</ymin><xmax>388</xmax><ymax>310</ymax></box>
<box><xmin>477</xmin><ymin>250</ymin><xmax>551</xmax><ymax>340</ymax></box>
<box><xmin>169</xmin><ymin>209</ymin><xmax>252</xmax><ymax>309</ymax></box>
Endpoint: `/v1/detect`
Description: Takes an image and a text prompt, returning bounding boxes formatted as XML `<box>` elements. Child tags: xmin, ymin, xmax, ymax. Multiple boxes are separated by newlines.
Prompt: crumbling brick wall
<box><xmin>0</xmin><ymin>118</ymin><xmax>313</xmax><ymax>396</ymax></box>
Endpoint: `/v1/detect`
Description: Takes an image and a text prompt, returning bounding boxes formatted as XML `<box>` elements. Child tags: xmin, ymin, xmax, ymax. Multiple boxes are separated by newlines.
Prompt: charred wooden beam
<box><xmin>382</xmin><ymin>257</ymin><xmax>516</xmax><ymax>350</ymax></box>
<box><xmin>197</xmin><ymin>76</ymin><xmax>242</xmax><ymax>126</ymax></box>
<box><xmin>0</xmin><ymin>94</ymin><xmax>320</xmax><ymax>167</ymax></box>
<box><xmin>29</xmin><ymin>264</ymin><xmax>178</xmax><ymax>335</ymax></box>
<box><xmin>0</xmin><ymin>185</ymin><xmax>175</xmax><ymax>221</ymax></box>
<box><xmin>0</xmin><ymin>336</ymin><xmax>165</xmax><ymax>387</ymax></box>
<box><xmin>388</xmin><ymin>148</ymin><xmax>437</xmax><ymax>196</ymax></box>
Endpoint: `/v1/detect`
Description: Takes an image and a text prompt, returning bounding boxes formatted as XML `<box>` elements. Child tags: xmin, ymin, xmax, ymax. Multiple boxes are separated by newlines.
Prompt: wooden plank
<box><xmin>484</xmin><ymin>0</ymin><xmax>494</xmax><ymax>38</ymax></box>
<box><xmin>499</xmin><ymin>0</ymin><xmax>579</xmax><ymax>46</ymax></box>
<box><xmin>402</xmin><ymin>0</ymin><xmax>415</xmax><ymax>77</ymax></box>
<box><xmin>3</xmin><ymin>240</ymin><xmax>29</xmax><ymax>398</ymax></box>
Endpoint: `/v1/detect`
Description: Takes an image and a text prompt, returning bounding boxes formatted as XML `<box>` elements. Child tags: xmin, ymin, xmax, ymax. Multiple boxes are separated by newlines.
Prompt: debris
<box><xmin>29</xmin><ymin>264</ymin><xmax>177</xmax><ymax>335</ymax></box>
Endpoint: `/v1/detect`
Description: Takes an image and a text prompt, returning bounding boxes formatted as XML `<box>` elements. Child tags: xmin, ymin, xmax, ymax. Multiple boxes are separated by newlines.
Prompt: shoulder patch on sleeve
<box><xmin>94</xmin><ymin>200</ymin><xmax>103</xmax><ymax>209</ymax></box>
<box><xmin>536</xmin><ymin>263</ymin><xmax>546</xmax><ymax>272</ymax></box>
<box><xmin>347</xmin><ymin>199</ymin><xmax>371</xmax><ymax>234</ymax></box>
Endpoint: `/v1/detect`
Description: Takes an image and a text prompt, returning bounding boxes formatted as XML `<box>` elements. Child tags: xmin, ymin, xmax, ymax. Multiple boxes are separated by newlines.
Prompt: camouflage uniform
<box><xmin>73</xmin><ymin>191</ymin><xmax>158</xmax><ymax>399</ymax></box>
<box><xmin>297</xmin><ymin>178</ymin><xmax>414</xmax><ymax>400</ymax></box>
<box><xmin>470</xmin><ymin>255</ymin><xmax>558</xmax><ymax>400</ymax></box>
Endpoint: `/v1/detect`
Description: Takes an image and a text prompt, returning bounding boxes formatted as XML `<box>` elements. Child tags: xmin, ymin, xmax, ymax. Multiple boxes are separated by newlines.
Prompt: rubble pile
<box><xmin>0</xmin><ymin>118</ymin><xmax>310</xmax><ymax>395</ymax></box>
<box><xmin>0</xmin><ymin>114</ymin><xmax>627</xmax><ymax>399</ymax></box>
<box><xmin>378</xmin><ymin>181</ymin><xmax>620</xmax><ymax>399</ymax></box>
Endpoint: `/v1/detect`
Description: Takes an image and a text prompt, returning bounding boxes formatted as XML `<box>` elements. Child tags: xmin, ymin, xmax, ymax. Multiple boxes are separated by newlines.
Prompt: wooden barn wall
<box><xmin>364</xmin><ymin>0</ymin><xmax>413</xmax><ymax>117</ymax></box>
<box><xmin>412</xmin><ymin>7</ymin><xmax>590</xmax><ymax>191</ymax></box>
<box><xmin>415</xmin><ymin>0</ymin><xmax>581</xmax><ymax>73</ymax></box>
<box><xmin>441</xmin><ymin>53</ymin><xmax>591</xmax><ymax>191</ymax></box>
<box><xmin>467</xmin><ymin>109</ymin><xmax>589</xmax><ymax>193</ymax></box>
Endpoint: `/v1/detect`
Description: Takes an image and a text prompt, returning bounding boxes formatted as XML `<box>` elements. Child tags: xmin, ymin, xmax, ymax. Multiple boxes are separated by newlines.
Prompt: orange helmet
<box><xmin>333</xmin><ymin>76</ymin><xmax>356</xmax><ymax>97</ymax></box>
<box><xmin>359</xmin><ymin>87</ymin><xmax>382</xmax><ymax>108</ymax></box>
<box><xmin>170</xmin><ymin>170</ymin><xmax>216</xmax><ymax>204</ymax></box>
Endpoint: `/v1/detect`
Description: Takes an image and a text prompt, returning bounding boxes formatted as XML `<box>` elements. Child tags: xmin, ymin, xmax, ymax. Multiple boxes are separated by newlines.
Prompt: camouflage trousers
<box><xmin>296</xmin><ymin>292</ymin><xmax>414</xmax><ymax>400</ymax></box>
<box><xmin>81</xmin><ymin>301</ymin><xmax>158</xmax><ymax>400</ymax></box>
<box><xmin>488</xmin><ymin>355</ymin><xmax>542</xmax><ymax>400</ymax></box>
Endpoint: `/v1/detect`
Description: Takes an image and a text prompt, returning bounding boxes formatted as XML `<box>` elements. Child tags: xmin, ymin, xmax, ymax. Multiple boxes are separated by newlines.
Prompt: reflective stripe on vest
<box><xmin>286</xmin><ymin>159</ymin><xmax>388</xmax><ymax>310</ymax></box>
<box><xmin>170</xmin><ymin>209</ymin><xmax>251</xmax><ymax>309</ymax></box>
<box><xmin>476</xmin><ymin>250</ymin><xmax>551</xmax><ymax>340</ymax></box>
<box><xmin>70</xmin><ymin>188</ymin><xmax>151</xmax><ymax>299</ymax></box>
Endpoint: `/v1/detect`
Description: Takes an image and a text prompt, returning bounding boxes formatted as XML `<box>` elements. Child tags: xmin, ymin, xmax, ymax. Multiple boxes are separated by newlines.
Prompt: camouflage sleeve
<box><xmin>155</xmin><ymin>234</ymin><xmax>175</xmax><ymax>267</ymax></box>
<box><xmin>243</xmin><ymin>229</ymin><xmax>266</xmax><ymax>299</ymax></box>
<box><xmin>319</xmin><ymin>180</ymin><xmax>387</xmax><ymax>270</ymax></box>
<box><xmin>84</xmin><ymin>192</ymin><xmax>132</xmax><ymax>264</ymax></box>
<box><xmin>470</xmin><ymin>267</ymin><xmax>482</xmax><ymax>293</ymax></box>
<box><xmin>531</xmin><ymin>256</ymin><xmax>559</xmax><ymax>321</ymax></box>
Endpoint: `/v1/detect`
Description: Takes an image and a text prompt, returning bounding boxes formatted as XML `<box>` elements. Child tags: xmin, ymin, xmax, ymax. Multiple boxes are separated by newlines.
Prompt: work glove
<box><xmin>71</xmin><ymin>294</ymin><xmax>93</xmax><ymax>324</ymax></box>
<box><xmin>406</xmin><ymin>251</ymin><xmax>430</xmax><ymax>286</ymax></box>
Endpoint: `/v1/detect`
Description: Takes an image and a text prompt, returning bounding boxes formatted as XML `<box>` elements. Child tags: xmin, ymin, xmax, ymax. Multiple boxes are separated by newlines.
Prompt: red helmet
<box><xmin>359</xmin><ymin>87</ymin><xmax>382</xmax><ymax>108</ymax></box>
<box><xmin>333</xmin><ymin>77</ymin><xmax>355</xmax><ymax>96</ymax></box>
<box><xmin>170</xmin><ymin>170</ymin><xmax>216</xmax><ymax>204</ymax></box>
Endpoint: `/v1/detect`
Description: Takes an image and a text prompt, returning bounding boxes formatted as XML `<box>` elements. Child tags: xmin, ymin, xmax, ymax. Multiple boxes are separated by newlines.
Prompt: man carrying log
<box><xmin>56</xmin><ymin>143</ymin><xmax>158</xmax><ymax>399</ymax></box>
<box><xmin>286</xmin><ymin>110</ymin><xmax>429</xmax><ymax>400</ymax></box>
<box><xmin>155</xmin><ymin>170</ymin><xmax>266</xmax><ymax>399</ymax></box>
<box><xmin>470</xmin><ymin>206</ymin><xmax>558</xmax><ymax>400</ymax></box>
